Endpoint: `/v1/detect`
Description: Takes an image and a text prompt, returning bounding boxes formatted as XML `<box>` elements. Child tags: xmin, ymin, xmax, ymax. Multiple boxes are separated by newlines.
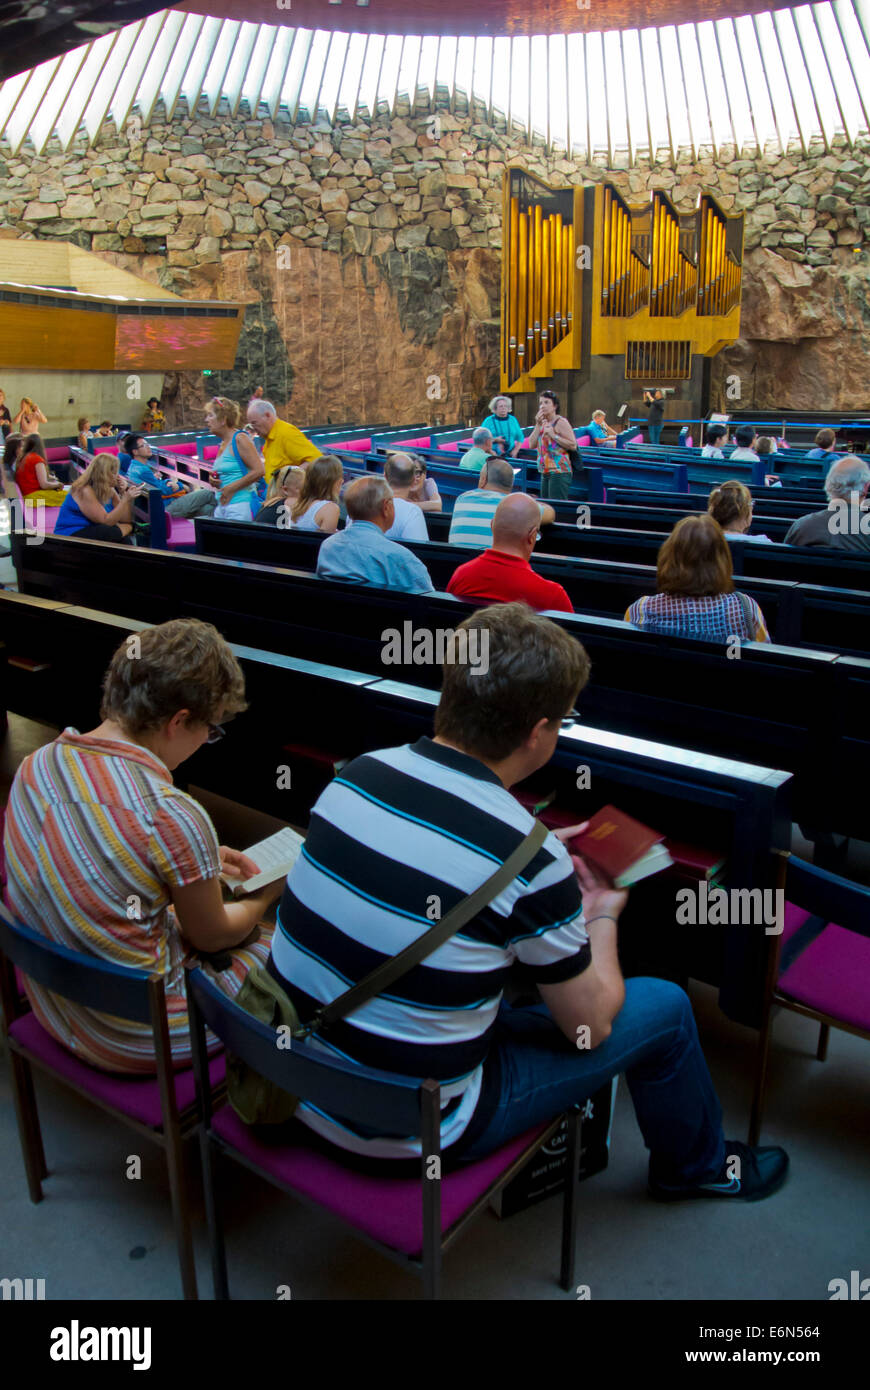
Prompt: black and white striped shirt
<box><xmin>269</xmin><ymin>737</ymin><xmax>590</xmax><ymax>1159</ymax></box>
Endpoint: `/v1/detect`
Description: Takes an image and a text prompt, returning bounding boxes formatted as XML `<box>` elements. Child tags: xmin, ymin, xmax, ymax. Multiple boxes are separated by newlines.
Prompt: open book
<box><xmin>569</xmin><ymin>805</ymin><xmax>673</xmax><ymax>888</ymax></box>
<box><xmin>220</xmin><ymin>826</ymin><xmax>305</xmax><ymax>898</ymax></box>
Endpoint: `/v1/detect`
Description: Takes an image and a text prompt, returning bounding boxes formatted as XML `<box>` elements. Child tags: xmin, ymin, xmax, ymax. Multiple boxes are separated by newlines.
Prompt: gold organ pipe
<box><xmin>533</xmin><ymin>203</ymin><xmax>542</xmax><ymax>363</ymax></box>
<box><xmin>554</xmin><ymin>213</ymin><xmax>563</xmax><ymax>340</ymax></box>
<box><xmin>509</xmin><ymin>197</ymin><xmax>518</xmax><ymax>380</ymax></box>
<box><xmin>518</xmin><ymin>210</ymin><xmax>528</xmax><ymax>370</ymax></box>
<box><xmin>602</xmin><ymin>186</ymin><xmax>611</xmax><ymax>314</ymax></box>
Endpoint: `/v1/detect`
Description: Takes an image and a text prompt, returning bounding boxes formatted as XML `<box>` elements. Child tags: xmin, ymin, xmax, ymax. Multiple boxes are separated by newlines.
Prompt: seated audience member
<box><xmin>449</xmin><ymin>457</ymin><xmax>555</xmax><ymax>548</ymax></box>
<box><xmin>783</xmin><ymin>456</ymin><xmax>870</xmax><ymax>552</ymax></box>
<box><xmin>54</xmin><ymin>452</ymin><xmax>144</xmax><ymax>543</ymax></box>
<box><xmin>374</xmin><ymin>454</ymin><xmax>428</xmax><ymax>540</ymax></box>
<box><xmin>626</xmin><ymin>514</ymin><xmax>769</xmax><ymax>643</ymax></box>
<box><xmin>581</xmin><ymin>409</ymin><xmax>618</xmax><ymax>445</ymax></box>
<box><xmin>805</xmin><ymin>427</ymin><xmax>841</xmax><ymax>463</ymax></box>
<box><xmin>0</xmin><ymin>388</ymin><xmax>12</xmax><ymax>439</ymax></box>
<box><xmin>246</xmin><ymin>398</ymin><xmax>321</xmax><ymax>483</ymax></box>
<box><xmin>266</xmin><ymin>600</ymin><xmax>788</xmax><ymax>1199</ymax></box>
<box><xmin>707</xmin><ymin>480</ymin><xmax>773</xmax><ymax>544</ymax></box>
<box><xmin>755</xmin><ymin>436</ymin><xmax>777</xmax><ymax>457</ymax></box>
<box><xmin>205</xmin><ymin>396</ymin><xmax>265</xmax><ymax>521</ymax></box>
<box><xmin>406</xmin><ymin>456</ymin><xmax>442</xmax><ymax>513</ymax></box>
<box><xmin>701</xmin><ymin>423</ymin><xmax>728</xmax><ymax>458</ymax></box>
<box><xmin>283</xmin><ymin>454</ymin><xmax>342</xmax><ymax>532</ymax></box>
<box><xmin>2</xmin><ymin>432</ymin><xmax>23</xmax><ymax>489</ymax></box>
<box><xmin>460</xmin><ymin>427</ymin><xmax>495</xmax><ymax>473</ymax></box>
<box><xmin>316</xmin><ymin>475</ymin><xmax>434</xmax><ymax>594</ymax></box>
<box><xmin>254</xmin><ymin>464</ymin><xmax>305</xmax><ymax>527</ymax></box>
<box><xmin>4</xmin><ymin>619</ymin><xmax>277</xmax><ymax>1072</ymax></box>
<box><xmin>528</xmin><ymin>390</ymin><xmax>577</xmax><ymax>501</ymax></box>
<box><xmin>76</xmin><ymin>417</ymin><xmax>92</xmax><ymax>451</ymax></box>
<box><xmin>142</xmin><ymin>397</ymin><xmax>166</xmax><ymax>433</ymax></box>
<box><xmin>95</xmin><ymin>420</ymin><xmax>115</xmax><ymax>438</ymax></box>
<box><xmin>481</xmin><ymin>395</ymin><xmax>525</xmax><ymax>457</ymax></box>
<box><xmin>13</xmin><ymin>397</ymin><xmax>48</xmax><ymax>435</ymax></box>
<box><xmin>447</xmin><ymin>494</ymin><xmax>573</xmax><ymax>613</ymax></box>
<box><xmin>122</xmin><ymin>434</ymin><xmax>190</xmax><ymax>500</ymax></box>
<box><xmin>14</xmin><ymin>434</ymin><xmax>67</xmax><ymax>504</ymax></box>
<box><xmin>728</xmin><ymin>425</ymin><xmax>759</xmax><ymax>461</ymax></box>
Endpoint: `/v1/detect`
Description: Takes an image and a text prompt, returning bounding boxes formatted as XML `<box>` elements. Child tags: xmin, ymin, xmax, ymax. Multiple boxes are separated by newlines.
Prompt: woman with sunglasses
<box><xmin>4</xmin><ymin>619</ymin><xmax>280</xmax><ymax>1074</ymax></box>
<box><xmin>404</xmin><ymin>455</ymin><xmax>443</xmax><ymax>513</ymax></box>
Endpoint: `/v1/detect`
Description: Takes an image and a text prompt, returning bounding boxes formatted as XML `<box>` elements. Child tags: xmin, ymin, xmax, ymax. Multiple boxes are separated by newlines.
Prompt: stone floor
<box><xmin>1</xmin><ymin>716</ymin><xmax>867</xmax><ymax>1300</ymax></box>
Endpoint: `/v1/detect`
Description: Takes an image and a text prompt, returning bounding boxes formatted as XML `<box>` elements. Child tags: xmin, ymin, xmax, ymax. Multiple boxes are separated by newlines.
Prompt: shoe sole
<box><xmin>648</xmin><ymin>1161</ymin><xmax>789</xmax><ymax>1204</ymax></box>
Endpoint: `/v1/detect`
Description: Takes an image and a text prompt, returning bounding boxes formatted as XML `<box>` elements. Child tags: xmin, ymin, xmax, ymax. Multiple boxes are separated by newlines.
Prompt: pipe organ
<box><xmin>501</xmin><ymin>170</ymin><xmax>743</xmax><ymax>394</ymax></box>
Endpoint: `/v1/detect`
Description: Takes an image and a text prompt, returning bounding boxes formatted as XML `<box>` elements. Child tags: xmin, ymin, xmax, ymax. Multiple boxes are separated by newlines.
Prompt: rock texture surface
<box><xmin>1</xmin><ymin>109</ymin><xmax>868</xmax><ymax>422</ymax></box>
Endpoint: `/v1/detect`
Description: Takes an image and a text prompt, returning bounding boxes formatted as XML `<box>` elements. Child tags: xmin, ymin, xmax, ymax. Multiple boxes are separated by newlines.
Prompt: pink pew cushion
<box><xmin>9</xmin><ymin>1010</ymin><xmax>225</xmax><ymax>1126</ymax></box>
<box><xmin>212</xmin><ymin>1105</ymin><xmax>550</xmax><ymax>1256</ymax></box>
<box><xmin>166</xmin><ymin>518</ymin><xmax>197</xmax><ymax>548</ymax></box>
<box><xmin>203</xmin><ymin>445</ymin><xmax>220</xmax><ymax>460</ymax></box>
<box><xmin>576</xmin><ymin>435</ymin><xmax>591</xmax><ymax>447</ymax></box>
<box><xmin>393</xmin><ymin>436</ymin><xmax>431</xmax><ymax>449</ymax></box>
<box><xmin>335</xmin><ymin>438</ymin><xmax>371</xmax><ymax>452</ymax></box>
<box><xmin>779</xmin><ymin>901</ymin><xmax>870</xmax><ymax>1033</ymax></box>
<box><xmin>168</xmin><ymin>443</ymin><xmax>197</xmax><ymax>456</ymax></box>
<box><xmin>46</xmin><ymin>447</ymin><xmax>71</xmax><ymax>463</ymax></box>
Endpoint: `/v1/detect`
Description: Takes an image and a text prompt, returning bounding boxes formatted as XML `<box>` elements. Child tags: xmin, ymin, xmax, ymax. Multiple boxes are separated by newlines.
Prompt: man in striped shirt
<box><xmin>448</xmin><ymin>457</ymin><xmax>555</xmax><ymax>548</ymax></box>
<box><xmin>268</xmin><ymin>602</ymin><xmax>788</xmax><ymax>1200</ymax></box>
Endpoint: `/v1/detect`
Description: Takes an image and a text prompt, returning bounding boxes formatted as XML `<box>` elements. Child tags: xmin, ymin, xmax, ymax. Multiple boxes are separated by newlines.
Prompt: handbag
<box><xmin>226</xmin><ymin>818</ymin><xmax>549</xmax><ymax>1125</ymax></box>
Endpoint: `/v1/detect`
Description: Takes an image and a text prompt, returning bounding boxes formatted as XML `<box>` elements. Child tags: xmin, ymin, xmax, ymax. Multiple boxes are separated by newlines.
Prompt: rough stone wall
<box><xmin>1</xmin><ymin>104</ymin><xmax>868</xmax><ymax>425</ymax></box>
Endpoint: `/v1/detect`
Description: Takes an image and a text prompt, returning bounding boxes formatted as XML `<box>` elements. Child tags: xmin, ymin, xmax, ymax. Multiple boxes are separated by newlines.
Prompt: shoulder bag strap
<box><xmin>305</xmin><ymin>819</ymin><xmax>549</xmax><ymax>1036</ymax></box>
<box><xmin>737</xmin><ymin>590</ymin><xmax>755</xmax><ymax>638</ymax></box>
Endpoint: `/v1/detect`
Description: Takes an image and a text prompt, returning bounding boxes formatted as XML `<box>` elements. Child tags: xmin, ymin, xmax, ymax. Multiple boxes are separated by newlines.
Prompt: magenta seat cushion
<box><xmin>211</xmin><ymin>1105</ymin><xmax>549</xmax><ymax>1256</ymax></box>
<box><xmin>9</xmin><ymin>1012</ymin><xmax>225</xmax><ymax>1126</ymax></box>
<box><xmin>167</xmin><ymin>519</ymin><xmax>197</xmax><ymax>548</ymax></box>
<box><xmin>576</xmin><ymin>435</ymin><xmax>591</xmax><ymax>447</ymax></box>
<box><xmin>439</xmin><ymin>442</ymin><xmax>460</xmax><ymax>452</ymax></box>
<box><xmin>203</xmin><ymin>445</ymin><xmax>220</xmax><ymax>460</ymax></box>
<box><xmin>170</xmin><ymin>443</ymin><xmax>197</xmax><ymax>456</ymax></box>
<box><xmin>778</xmin><ymin>901</ymin><xmax>870</xmax><ymax>1033</ymax></box>
<box><xmin>46</xmin><ymin>447</ymin><xmax>70</xmax><ymax>462</ymax></box>
<box><xmin>335</xmin><ymin>437</ymin><xmax>371</xmax><ymax>452</ymax></box>
<box><xmin>394</xmin><ymin>436</ymin><xmax>431</xmax><ymax>448</ymax></box>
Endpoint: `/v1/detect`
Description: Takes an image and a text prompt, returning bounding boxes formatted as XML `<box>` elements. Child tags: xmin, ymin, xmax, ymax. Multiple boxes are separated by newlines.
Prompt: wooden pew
<box><xmin>0</xmin><ymin>587</ymin><xmax>793</xmax><ymax>1028</ymax></box>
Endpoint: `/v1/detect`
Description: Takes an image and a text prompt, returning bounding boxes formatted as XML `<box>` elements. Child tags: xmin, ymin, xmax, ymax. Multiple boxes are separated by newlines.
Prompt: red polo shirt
<box><xmin>447</xmin><ymin>548</ymin><xmax>574</xmax><ymax>613</ymax></box>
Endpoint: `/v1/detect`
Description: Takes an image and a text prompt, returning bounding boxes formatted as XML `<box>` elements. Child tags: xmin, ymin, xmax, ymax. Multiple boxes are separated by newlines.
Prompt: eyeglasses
<box><xmin>560</xmin><ymin>709</ymin><xmax>581</xmax><ymax>729</ymax></box>
<box><xmin>206</xmin><ymin>724</ymin><xmax>225</xmax><ymax>744</ymax></box>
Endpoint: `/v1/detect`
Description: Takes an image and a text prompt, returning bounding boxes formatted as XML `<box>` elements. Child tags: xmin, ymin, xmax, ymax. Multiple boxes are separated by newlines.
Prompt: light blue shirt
<box><xmin>126</xmin><ymin>460</ymin><xmax>181</xmax><ymax>498</ymax></box>
<box><xmin>316</xmin><ymin>521</ymin><xmax>434</xmax><ymax>594</ymax></box>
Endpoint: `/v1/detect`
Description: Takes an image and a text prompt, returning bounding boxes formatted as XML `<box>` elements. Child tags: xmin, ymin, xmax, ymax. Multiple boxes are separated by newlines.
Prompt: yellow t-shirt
<box><xmin>262</xmin><ymin>418</ymin><xmax>321</xmax><ymax>482</ymax></box>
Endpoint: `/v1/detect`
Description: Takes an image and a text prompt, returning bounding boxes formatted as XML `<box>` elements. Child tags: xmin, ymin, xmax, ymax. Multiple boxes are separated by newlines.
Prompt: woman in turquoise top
<box><xmin>481</xmin><ymin>395</ymin><xmax>525</xmax><ymax>458</ymax></box>
<box><xmin>205</xmin><ymin>396</ymin><xmax>264</xmax><ymax>521</ymax></box>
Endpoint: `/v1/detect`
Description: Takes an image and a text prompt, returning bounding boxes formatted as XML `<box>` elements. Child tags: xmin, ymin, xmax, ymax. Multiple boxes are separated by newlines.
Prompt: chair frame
<box><xmin>0</xmin><ymin>904</ymin><xmax>206</xmax><ymax>1299</ymax></box>
<box><xmin>749</xmin><ymin>851</ymin><xmax>870</xmax><ymax>1145</ymax></box>
<box><xmin>187</xmin><ymin>967</ymin><xmax>584</xmax><ymax>1301</ymax></box>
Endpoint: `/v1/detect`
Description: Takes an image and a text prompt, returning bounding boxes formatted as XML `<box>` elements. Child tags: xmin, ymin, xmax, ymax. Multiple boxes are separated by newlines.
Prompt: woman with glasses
<box><xmin>4</xmin><ymin>619</ymin><xmax>280</xmax><ymax>1073</ymax></box>
<box><xmin>707</xmin><ymin>479</ymin><xmax>773</xmax><ymax>544</ymax></box>
<box><xmin>400</xmin><ymin>454</ymin><xmax>442</xmax><ymax>514</ymax></box>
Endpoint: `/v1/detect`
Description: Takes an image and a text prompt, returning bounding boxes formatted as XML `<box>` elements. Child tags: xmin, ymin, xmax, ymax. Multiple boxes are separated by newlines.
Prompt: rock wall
<box><xmin>1</xmin><ymin>105</ymin><xmax>869</xmax><ymax>425</ymax></box>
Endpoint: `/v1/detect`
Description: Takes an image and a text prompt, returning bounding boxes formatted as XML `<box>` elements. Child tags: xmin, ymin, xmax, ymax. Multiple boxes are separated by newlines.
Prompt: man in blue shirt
<box><xmin>581</xmin><ymin>410</ymin><xmax>618</xmax><ymax>445</ymax></box>
<box><xmin>317</xmin><ymin>476</ymin><xmax>434</xmax><ymax>594</ymax></box>
<box><xmin>121</xmin><ymin>435</ymin><xmax>190</xmax><ymax>499</ymax></box>
<box><xmin>806</xmin><ymin>427</ymin><xmax>841</xmax><ymax>463</ymax></box>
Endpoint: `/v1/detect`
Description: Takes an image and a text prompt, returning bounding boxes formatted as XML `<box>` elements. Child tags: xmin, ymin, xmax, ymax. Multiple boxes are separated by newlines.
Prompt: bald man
<box><xmin>447</xmin><ymin>493</ymin><xmax>573</xmax><ymax>613</ymax></box>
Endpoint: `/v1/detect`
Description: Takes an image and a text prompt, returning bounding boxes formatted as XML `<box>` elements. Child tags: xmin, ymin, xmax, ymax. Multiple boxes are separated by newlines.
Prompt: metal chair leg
<box><xmin>8</xmin><ymin>1051</ymin><xmax>45</xmax><ymax>1202</ymax></box>
<box><xmin>816</xmin><ymin>1023</ymin><xmax>830</xmax><ymax>1062</ymax></box>
<box><xmin>200</xmin><ymin>1130</ymin><xmax>229</xmax><ymax>1300</ymax></box>
<box><xmin>560</xmin><ymin>1111</ymin><xmax>582</xmax><ymax>1292</ymax></box>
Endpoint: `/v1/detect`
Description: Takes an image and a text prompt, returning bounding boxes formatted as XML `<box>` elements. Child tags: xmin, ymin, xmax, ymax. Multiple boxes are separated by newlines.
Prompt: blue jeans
<box><xmin>649</xmin><ymin>424</ymin><xmax>663</xmax><ymax>445</ymax></box>
<box><xmin>459</xmin><ymin>978</ymin><xmax>726</xmax><ymax>1185</ymax></box>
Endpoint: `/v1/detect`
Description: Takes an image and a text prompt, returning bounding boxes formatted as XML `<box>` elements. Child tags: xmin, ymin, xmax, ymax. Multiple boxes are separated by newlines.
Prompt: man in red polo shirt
<box><xmin>447</xmin><ymin>493</ymin><xmax>574</xmax><ymax>613</ymax></box>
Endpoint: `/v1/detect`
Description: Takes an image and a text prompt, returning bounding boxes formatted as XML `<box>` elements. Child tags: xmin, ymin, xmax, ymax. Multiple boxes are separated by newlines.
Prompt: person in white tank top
<box><xmin>280</xmin><ymin>455</ymin><xmax>343</xmax><ymax>533</ymax></box>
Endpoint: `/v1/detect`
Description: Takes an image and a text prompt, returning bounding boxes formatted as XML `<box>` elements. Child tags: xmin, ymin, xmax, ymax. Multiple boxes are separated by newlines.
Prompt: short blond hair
<box><xmin>101</xmin><ymin>619</ymin><xmax>247</xmax><ymax>734</ymax></box>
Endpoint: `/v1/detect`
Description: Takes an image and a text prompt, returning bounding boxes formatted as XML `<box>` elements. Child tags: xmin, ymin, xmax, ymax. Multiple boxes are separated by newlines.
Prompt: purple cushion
<box><xmin>778</xmin><ymin>904</ymin><xmax>870</xmax><ymax>1032</ymax></box>
<box><xmin>167</xmin><ymin>518</ymin><xmax>197</xmax><ymax>548</ymax></box>
<box><xmin>576</xmin><ymin>434</ymin><xmax>591</xmax><ymax>447</ymax></box>
<box><xmin>212</xmin><ymin>1106</ymin><xmax>550</xmax><ymax>1256</ymax></box>
<box><xmin>9</xmin><ymin>1011</ymin><xmax>225</xmax><ymax>1127</ymax></box>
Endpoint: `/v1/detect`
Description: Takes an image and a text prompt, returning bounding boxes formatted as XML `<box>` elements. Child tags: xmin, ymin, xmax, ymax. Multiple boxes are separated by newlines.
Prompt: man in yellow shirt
<box><xmin>246</xmin><ymin>399</ymin><xmax>321</xmax><ymax>484</ymax></box>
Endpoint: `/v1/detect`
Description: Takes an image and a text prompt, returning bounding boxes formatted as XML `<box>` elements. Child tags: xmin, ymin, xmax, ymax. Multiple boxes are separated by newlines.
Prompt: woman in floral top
<box><xmin>527</xmin><ymin>389</ymin><xmax>577</xmax><ymax>501</ymax></box>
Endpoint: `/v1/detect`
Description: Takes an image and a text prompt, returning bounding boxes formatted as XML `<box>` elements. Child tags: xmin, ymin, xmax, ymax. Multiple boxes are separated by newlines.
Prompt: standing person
<box><xmin>643</xmin><ymin>389</ymin><xmax>665</xmax><ymax>445</ymax></box>
<box><xmin>53</xmin><ymin>452</ymin><xmax>145</xmax><ymax>543</ymax></box>
<box><xmin>284</xmin><ymin>454</ymin><xmax>342</xmax><ymax>532</ymax></box>
<box><xmin>13</xmin><ymin>398</ymin><xmax>48</xmax><ymax>435</ymax></box>
<box><xmin>406</xmin><ymin>457</ymin><xmax>442</xmax><ymax>513</ymax></box>
<box><xmin>14</xmin><ymin>434</ymin><xmax>67</xmax><ymax>504</ymax></box>
<box><xmin>4</xmin><ymin>618</ymin><xmax>277</xmax><ymax>1073</ymax></box>
<box><xmin>0</xmin><ymin>388</ymin><xmax>12</xmax><ymax>439</ymax></box>
<box><xmin>246</xmin><ymin>398</ymin><xmax>321</xmax><ymax>484</ymax></box>
<box><xmin>481</xmin><ymin>395</ymin><xmax>526</xmax><ymax>458</ymax></box>
<box><xmin>142</xmin><ymin>397</ymin><xmax>166</xmax><ymax>432</ymax></box>
<box><xmin>528</xmin><ymin>390</ymin><xmax>576</xmax><ymax>501</ymax></box>
<box><xmin>204</xmin><ymin>397</ymin><xmax>265</xmax><ymax>521</ymax></box>
<box><xmin>625</xmin><ymin>514</ymin><xmax>770</xmax><ymax>643</ymax></box>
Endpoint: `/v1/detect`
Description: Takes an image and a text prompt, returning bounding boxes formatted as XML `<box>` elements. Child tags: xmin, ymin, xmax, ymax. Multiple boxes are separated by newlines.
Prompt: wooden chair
<box><xmin>0</xmin><ymin>905</ymin><xmax>225</xmax><ymax>1299</ymax></box>
<box><xmin>187</xmin><ymin>966</ymin><xmax>585</xmax><ymax>1301</ymax></box>
<box><xmin>749</xmin><ymin>854</ymin><xmax>870</xmax><ymax>1145</ymax></box>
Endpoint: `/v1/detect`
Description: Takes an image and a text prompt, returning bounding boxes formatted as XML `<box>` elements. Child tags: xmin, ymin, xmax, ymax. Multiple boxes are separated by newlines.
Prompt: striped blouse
<box><xmin>4</xmin><ymin>728</ymin><xmax>269</xmax><ymax>1073</ymax></box>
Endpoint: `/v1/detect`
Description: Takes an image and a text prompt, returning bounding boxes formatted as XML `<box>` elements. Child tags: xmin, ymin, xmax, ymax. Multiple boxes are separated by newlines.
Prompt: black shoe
<box><xmin>649</xmin><ymin>1141</ymin><xmax>789</xmax><ymax>1203</ymax></box>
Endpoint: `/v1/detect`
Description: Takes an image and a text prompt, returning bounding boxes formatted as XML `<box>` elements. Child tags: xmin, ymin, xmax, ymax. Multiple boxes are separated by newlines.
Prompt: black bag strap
<box><xmin>303</xmin><ymin>819</ymin><xmax>549</xmax><ymax>1036</ymax></box>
